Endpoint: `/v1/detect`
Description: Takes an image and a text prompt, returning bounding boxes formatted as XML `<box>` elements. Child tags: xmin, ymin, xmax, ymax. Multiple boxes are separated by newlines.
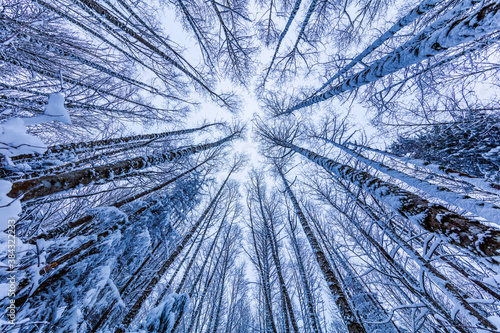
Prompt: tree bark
<box><xmin>274</xmin><ymin>139</ymin><xmax>500</xmax><ymax>259</ymax></box>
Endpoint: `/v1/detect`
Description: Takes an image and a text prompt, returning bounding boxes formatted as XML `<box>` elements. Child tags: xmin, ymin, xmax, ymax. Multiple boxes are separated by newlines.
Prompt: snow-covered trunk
<box><xmin>288</xmin><ymin>222</ymin><xmax>321</xmax><ymax>333</ymax></box>
<box><xmin>376</xmin><ymin>33</ymin><xmax>500</xmax><ymax>100</ymax></box>
<box><xmin>173</xmin><ymin>199</ymin><xmax>221</xmax><ymax>294</ymax></box>
<box><xmin>16</xmin><ymin>141</ymin><xmax>157</xmax><ymax>180</ymax></box>
<box><xmin>331</xmin><ymin>247</ymin><xmax>400</xmax><ymax>332</ymax></box>
<box><xmin>115</xmin><ymin>169</ymin><xmax>234</xmax><ymax>332</ymax></box>
<box><xmin>68</xmin><ymin>0</ymin><xmax>227</xmax><ymax>105</ymax></box>
<box><xmin>290</xmin><ymin>0</ymin><xmax>319</xmax><ymax>52</ymax></box>
<box><xmin>30</xmin><ymin>162</ymin><xmax>207</xmax><ymax>243</ymax></box>
<box><xmin>184</xmin><ymin>223</ymin><xmax>233</xmax><ymax>333</ymax></box>
<box><xmin>248</xmin><ymin>205</ymin><xmax>279</xmax><ymax>333</ymax></box>
<box><xmin>286</xmin><ymin>2</ymin><xmax>500</xmax><ymax>113</ymax></box>
<box><xmin>276</xmin><ymin>139</ymin><xmax>500</xmax><ymax>259</ymax></box>
<box><xmin>154</xmin><ymin>208</ymin><xmax>215</xmax><ymax>308</ymax></box>
<box><xmin>323</xmin><ymin>138</ymin><xmax>500</xmax><ymax>224</ymax></box>
<box><xmin>257</xmin><ymin>188</ymin><xmax>300</xmax><ymax>333</ymax></box>
<box><xmin>354</xmin><ymin>217</ymin><xmax>472</xmax><ymax>333</ymax></box>
<box><xmin>336</xmin><ymin>185</ymin><xmax>496</xmax><ymax>330</ymax></box>
<box><xmin>278</xmin><ymin>168</ymin><xmax>367</xmax><ymax>333</ymax></box>
<box><xmin>346</xmin><ymin>141</ymin><xmax>500</xmax><ymax>193</ymax></box>
<box><xmin>13</xmin><ymin>123</ymin><xmax>219</xmax><ymax>162</ymax></box>
<box><xmin>90</xmin><ymin>241</ymin><xmax>163</xmax><ymax>333</ymax></box>
<box><xmin>313</xmin><ymin>0</ymin><xmax>443</xmax><ymax>94</ymax></box>
<box><xmin>306</xmin><ymin>204</ymin><xmax>402</xmax><ymax>333</ymax></box>
<box><xmin>9</xmin><ymin>132</ymin><xmax>237</xmax><ymax>201</ymax></box>
<box><xmin>208</xmin><ymin>244</ymin><xmax>231</xmax><ymax>333</ymax></box>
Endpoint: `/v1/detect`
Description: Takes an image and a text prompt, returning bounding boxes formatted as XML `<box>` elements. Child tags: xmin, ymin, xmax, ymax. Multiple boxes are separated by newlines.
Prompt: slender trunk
<box><xmin>332</xmin><ymin>183</ymin><xmax>495</xmax><ymax>330</ymax></box>
<box><xmin>209</xmin><ymin>247</ymin><xmax>231</xmax><ymax>333</ymax></box>
<box><xmin>321</xmin><ymin>138</ymin><xmax>500</xmax><ymax>224</ymax></box>
<box><xmin>287</xmin><ymin>222</ymin><xmax>321</xmax><ymax>333</ymax></box>
<box><xmin>346</xmin><ymin>141</ymin><xmax>500</xmax><ymax>192</ymax></box>
<box><xmin>313</xmin><ymin>0</ymin><xmax>443</xmax><ymax>95</ymax></box>
<box><xmin>263</xmin><ymin>0</ymin><xmax>303</xmax><ymax>83</ymax></box>
<box><xmin>114</xmin><ymin>168</ymin><xmax>234</xmax><ymax>332</ymax></box>
<box><xmin>17</xmin><ymin>33</ymin><xmax>173</xmax><ymax>98</ymax></box>
<box><xmin>183</xmin><ymin>223</ymin><xmax>233</xmax><ymax>333</ymax></box>
<box><xmin>278</xmin><ymin>168</ymin><xmax>366</xmax><ymax>333</ymax></box>
<box><xmin>30</xmin><ymin>0</ymin><xmax>179</xmax><ymax>95</ymax></box>
<box><xmin>257</xmin><ymin>190</ymin><xmax>300</xmax><ymax>333</ymax></box>
<box><xmin>172</xmin><ymin>195</ymin><xmax>231</xmax><ymax>296</ymax></box>
<box><xmin>333</xmin><ymin>201</ymin><xmax>471</xmax><ymax>333</ymax></box>
<box><xmin>248</xmin><ymin>204</ymin><xmax>278</xmax><ymax>333</ymax></box>
<box><xmin>13</xmin><ymin>123</ymin><xmax>219</xmax><ymax>162</ymax></box>
<box><xmin>303</xmin><ymin>204</ymin><xmax>401</xmax><ymax>332</ymax></box>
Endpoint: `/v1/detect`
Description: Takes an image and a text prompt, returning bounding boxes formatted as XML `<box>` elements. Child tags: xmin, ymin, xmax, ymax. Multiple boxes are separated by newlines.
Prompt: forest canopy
<box><xmin>1</xmin><ymin>0</ymin><xmax>500</xmax><ymax>332</ymax></box>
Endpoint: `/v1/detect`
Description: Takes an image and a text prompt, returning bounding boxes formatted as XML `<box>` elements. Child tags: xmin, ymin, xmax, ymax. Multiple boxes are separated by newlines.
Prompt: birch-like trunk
<box><xmin>322</xmin><ymin>138</ymin><xmax>500</xmax><ymax>224</ymax></box>
<box><xmin>286</xmin><ymin>2</ymin><xmax>500</xmax><ymax>113</ymax></box>
<box><xmin>313</xmin><ymin>0</ymin><xmax>443</xmax><ymax>95</ymax></box>
<box><xmin>288</xmin><ymin>222</ymin><xmax>321</xmax><ymax>333</ymax></box>
<box><xmin>326</xmin><ymin>184</ymin><xmax>494</xmax><ymax>330</ymax></box>
<box><xmin>13</xmin><ymin>123</ymin><xmax>219</xmax><ymax>162</ymax></box>
<box><xmin>9</xmin><ymin>132</ymin><xmax>236</xmax><ymax>201</ymax></box>
<box><xmin>274</xmin><ymin>139</ymin><xmax>500</xmax><ymax>259</ymax></box>
<box><xmin>256</xmin><ymin>186</ymin><xmax>300</xmax><ymax>333</ymax></box>
<box><xmin>346</xmin><ymin>141</ymin><xmax>500</xmax><ymax>192</ymax></box>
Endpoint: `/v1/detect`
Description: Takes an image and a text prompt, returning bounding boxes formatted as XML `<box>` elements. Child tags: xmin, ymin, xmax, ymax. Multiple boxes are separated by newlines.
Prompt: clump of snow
<box><xmin>483</xmin><ymin>274</ymin><xmax>500</xmax><ymax>288</ymax></box>
<box><xmin>0</xmin><ymin>93</ymin><xmax>71</xmax><ymax>161</ymax></box>
<box><xmin>22</xmin><ymin>93</ymin><xmax>71</xmax><ymax>125</ymax></box>
<box><xmin>139</xmin><ymin>293</ymin><xmax>189</xmax><ymax>333</ymax></box>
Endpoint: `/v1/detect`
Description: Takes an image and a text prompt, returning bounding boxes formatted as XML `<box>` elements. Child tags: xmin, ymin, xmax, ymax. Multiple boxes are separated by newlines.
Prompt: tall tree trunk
<box><xmin>257</xmin><ymin>190</ymin><xmax>300</xmax><ymax>333</ymax></box>
<box><xmin>346</xmin><ymin>141</ymin><xmax>500</xmax><ymax>192</ymax></box>
<box><xmin>313</xmin><ymin>0</ymin><xmax>447</xmax><ymax>95</ymax></box>
<box><xmin>114</xmin><ymin>167</ymin><xmax>235</xmax><ymax>332</ymax></box>
<box><xmin>248</xmin><ymin>203</ymin><xmax>279</xmax><ymax>333</ymax></box>
<box><xmin>278</xmin><ymin>167</ymin><xmax>366</xmax><ymax>333</ymax></box>
<box><xmin>272</xmin><ymin>139</ymin><xmax>500</xmax><ymax>259</ymax></box>
<box><xmin>287</xmin><ymin>220</ymin><xmax>321</xmax><ymax>333</ymax></box>
<box><xmin>262</xmin><ymin>0</ymin><xmax>303</xmax><ymax>84</ymax></box>
<box><xmin>321</xmin><ymin>137</ymin><xmax>500</xmax><ymax>224</ymax></box>
<box><xmin>13</xmin><ymin>123</ymin><xmax>220</xmax><ymax>162</ymax></box>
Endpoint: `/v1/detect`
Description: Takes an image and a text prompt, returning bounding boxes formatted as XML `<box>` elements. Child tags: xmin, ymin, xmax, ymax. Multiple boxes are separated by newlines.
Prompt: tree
<box><xmin>257</xmin><ymin>120</ymin><xmax>500</xmax><ymax>260</ymax></box>
<box><xmin>277</xmin><ymin>166</ymin><xmax>367</xmax><ymax>333</ymax></box>
<box><xmin>284</xmin><ymin>1</ymin><xmax>500</xmax><ymax>114</ymax></box>
<box><xmin>390</xmin><ymin>112</ymin><xmax>500</xmax><ymax>183</ymax></box>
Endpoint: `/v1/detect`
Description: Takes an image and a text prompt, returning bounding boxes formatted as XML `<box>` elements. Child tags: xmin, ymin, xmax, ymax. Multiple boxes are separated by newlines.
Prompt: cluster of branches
<box><xmin>251</xmin><ymin>115</ymin><xmax>500</xmax><ymax>332</ymax></box>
